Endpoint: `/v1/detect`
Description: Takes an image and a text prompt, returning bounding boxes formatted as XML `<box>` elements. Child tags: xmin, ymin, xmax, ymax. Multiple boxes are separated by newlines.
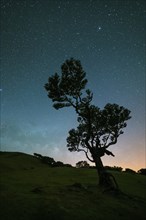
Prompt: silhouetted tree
<box><xmin>53</xmin><ymin>161</ymin><xmax>64</xmax><ymax>167</ymax></box>
<box><xmin>105</xmin><ymin>166</ymin><xmax>123</xmax><ymax>172</ymax></box>
<box><xmin>76</xmin><ymin>160</ymin><xmax>90</xmax><ymax>168</ymax></box>
<box><xmin>45</xmin><ymin>58</ymin><xmax>131</xmax><ymax>191</ymax></box>
<box><xmin>34</xmin><ymin>153</ymin><xmax>55</xmax><ymax>166</ymax></box>
<box><xmin>41</xmin><ymin>156</ymin><xmax>55</xmax><ymax>165</ymax></box>
<box><xmin>137</xmin><ymin>168</ymin><xmax>146</xmax><ymax>175</ymax></box>
<box><xmin>34</xmin><ymin>153</ymin><xmax>43</xmax><ymax>159</ymax></box>
<box><xmin>125</xmin><ymin>168</ymin><xmax>136</xmax><ymax>174</ymax></box>
<box><xmin>64</xmin><ymin>163</ymin><xmax>72</xmax><ymax>167</ymax></box>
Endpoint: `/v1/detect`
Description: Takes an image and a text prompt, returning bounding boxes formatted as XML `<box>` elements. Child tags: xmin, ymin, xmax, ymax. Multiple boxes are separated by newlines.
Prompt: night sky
<box><xmin>1</xmin><ymin>0</ymin><xmax>145</xmax><ymax>171</ymax></box>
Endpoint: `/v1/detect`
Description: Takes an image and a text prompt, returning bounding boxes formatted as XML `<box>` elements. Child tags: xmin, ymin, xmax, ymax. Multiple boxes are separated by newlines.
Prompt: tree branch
<box><xmin>105</xmin><ymin>136</ymin><xmax>118</xmax><ymax>148</ymax></box>
<box><xmin>104</xmin><ymin>149</ymin><xmax>115</xmax><ymax>157</ymax></box>
<box><xmin>77</xmin><ymin>148</ymin><xmax>94</xmax><ymax>162</ymax></box>
<box><xmin>103</xmin><ymin>133</ymin><xmax>110</xmax><ymax>148</ymax></box>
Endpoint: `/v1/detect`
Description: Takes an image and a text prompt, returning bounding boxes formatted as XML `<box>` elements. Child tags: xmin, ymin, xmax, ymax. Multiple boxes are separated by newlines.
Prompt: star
<box><xmin>97</xmin><ymin>26</ymin><xmax>102</xmax><ymax>32</ymax></box>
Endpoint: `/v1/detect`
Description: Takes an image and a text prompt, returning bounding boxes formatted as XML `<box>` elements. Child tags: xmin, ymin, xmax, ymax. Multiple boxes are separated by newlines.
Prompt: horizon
<box><xmin>0</xmin><ymin>150</ymin><xmax>144</xmax><ymax>172</ymax></box>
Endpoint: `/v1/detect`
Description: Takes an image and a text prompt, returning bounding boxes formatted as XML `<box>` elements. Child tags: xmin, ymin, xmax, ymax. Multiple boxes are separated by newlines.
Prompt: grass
<box><xmin>0</xmin><ymin>151</ymin><xmax>146</xmax><ymax>220</ymax></box>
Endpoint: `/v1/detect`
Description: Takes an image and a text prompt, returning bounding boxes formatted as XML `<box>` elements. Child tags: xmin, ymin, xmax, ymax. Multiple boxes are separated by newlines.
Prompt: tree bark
<box><xmin>94</xmin><ymin>156</ymin><xmax>106</xmax><ymax>186</ymax></box>
<box><xmin>94</xmin><ymin>156</ymin><xmax>119</xmax><ymax>191</ymax></box>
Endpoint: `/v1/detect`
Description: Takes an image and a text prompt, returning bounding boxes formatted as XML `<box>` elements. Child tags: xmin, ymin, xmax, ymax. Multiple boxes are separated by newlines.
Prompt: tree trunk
<box><xmin>94</xmin><ymin>156</ymin><xmax>119</xmax><ymax>191</ymax></box>
<box><xmin>94</xmin><ymin>156</ymin><xmax>105</xmax><ymax>185</ymax></box>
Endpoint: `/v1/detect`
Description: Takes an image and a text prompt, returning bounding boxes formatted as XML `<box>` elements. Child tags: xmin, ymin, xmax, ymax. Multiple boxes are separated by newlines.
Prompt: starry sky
<box><xmin>0</xmin><ymin>0</ymin><xmax>145</xmax><ymax>171</ymax></box>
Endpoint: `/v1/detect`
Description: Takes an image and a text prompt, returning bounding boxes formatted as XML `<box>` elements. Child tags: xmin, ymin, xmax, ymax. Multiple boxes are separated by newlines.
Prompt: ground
<box><xmin>0</xmin><ymin>152</ymin><xmax>146</xmax><ymax>220</ymax></box>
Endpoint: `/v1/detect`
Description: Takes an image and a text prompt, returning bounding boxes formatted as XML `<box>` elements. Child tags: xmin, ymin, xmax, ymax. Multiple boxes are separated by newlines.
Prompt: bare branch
<box><xmin>104</xmin><ymin>149</ymin><xmax>115</xmax><ymax>157</ymax></box>
<box><xmin>103</xmin><ymin>133</ymin><xmax>110</xmax><ymax>147</ymax></box>
<box><xmin>77</xmin><ymin>148</ymin><xmax>94</xmax><ymax>162</ymax></box>
<box><xmin>105</xmin><ymin>136</ymin><xmax>118</xmax><ymax>148</ymax></box>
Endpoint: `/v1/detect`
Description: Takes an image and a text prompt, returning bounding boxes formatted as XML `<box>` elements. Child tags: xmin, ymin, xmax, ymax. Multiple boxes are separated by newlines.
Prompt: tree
<box><xmin>45</xmin><ymin>58</ymin><xmax>131</xmax><ymax>191</ymax></box>
<box><xmin>53</xmin><ymin>161</ymin><xmax>64</xmax><ymax>167</ymax></box>
<box><xmin>125</xmin><ymin>168</ymin><xmax>136</xmax><ymax>174</ymax></box>
<box><xmin>76</xmin><ymin>160</ymin><xmax>90</xmax><ymax>168</ymax></box>
<box><xmin>33</xmin><ymin>153</ymin><xmax>55</xmax><ymax>166</ymax></box>
<box><xmin>41</xmin><ymin>156</ymin><xmax>55</xmax><ymax>165</ymax></box>
<box><xmin>105</xmin><ymin>166</ymin><xmax>123</xmax><ymax>172</ymax></box>
<box><xmin>137</xmin><ymin>168</ymin><xmax>146</xmax><ymax>175</ymax></box>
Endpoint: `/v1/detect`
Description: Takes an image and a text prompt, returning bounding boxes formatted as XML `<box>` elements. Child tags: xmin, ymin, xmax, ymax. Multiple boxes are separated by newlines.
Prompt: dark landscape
<box><xmin>0</xmin><ymin>151</ymin><xmax>146</xmax><ymax>220</ymax></box>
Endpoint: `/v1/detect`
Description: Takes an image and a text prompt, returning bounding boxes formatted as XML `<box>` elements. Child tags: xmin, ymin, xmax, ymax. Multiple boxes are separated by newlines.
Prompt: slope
<box><xmin>0</xmin><ymin>151</ymin><xmax>146</xmax><ymax>220</ymax></box>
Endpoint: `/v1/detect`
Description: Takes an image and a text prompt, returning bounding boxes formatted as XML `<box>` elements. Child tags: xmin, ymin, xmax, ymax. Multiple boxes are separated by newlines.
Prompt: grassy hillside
<box><xmin>0</xmin><ymin>152</ymin><xmax>146</xmax><ymax>220</ymax></box>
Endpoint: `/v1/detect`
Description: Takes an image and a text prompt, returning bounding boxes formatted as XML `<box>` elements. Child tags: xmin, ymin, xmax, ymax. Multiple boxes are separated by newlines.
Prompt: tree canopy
<box><xmin>45</xmin><ymin>58</ymin><xmax>131</xmax><ymax>189</ymax></box>
<box><xmin>45</xmin><ymin>58</ymin><xmax>131</xmax><ymax>162</ymax></box>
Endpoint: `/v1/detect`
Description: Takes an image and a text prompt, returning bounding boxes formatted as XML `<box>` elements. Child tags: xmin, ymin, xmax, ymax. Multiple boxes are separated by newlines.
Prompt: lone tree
<box><xmin>45</xmin><ymin>58</ymin><xmax>131</xmax><ymax>191</ymax></box>
<box><xmin>76</xmin><ymin>160</ymin><xmax>90</xmax><ymax>168</ymax></box>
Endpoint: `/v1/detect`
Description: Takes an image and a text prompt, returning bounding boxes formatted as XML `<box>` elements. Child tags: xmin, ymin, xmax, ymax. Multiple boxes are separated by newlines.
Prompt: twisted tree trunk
<box><xmin>94</xmin><ymin>156</ymin><xmax>119</xmax><ymax>192</ymax></box>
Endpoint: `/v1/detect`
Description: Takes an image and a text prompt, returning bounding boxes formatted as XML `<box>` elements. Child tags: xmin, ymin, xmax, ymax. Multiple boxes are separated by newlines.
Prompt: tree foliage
<box><xmin>45</xmin><ymin>58</ymin><xmax>88</xmax><ymax>110</ymax></box>
<box><xmin>76</xmin><ymin>160</ymin><xmax>90</xmax><ymax>168</ymax></box>
<box><xmin>125</xmin><ymin>168</ymin><xmax>136</xmax><ymax>174</ymax></box>
<box><xmin>137</xmin><ymin>168</ymin><xmax>146</xmax><ymax>175</ymax></box>
<box><xmin>45</xmin><ymin>58</ymin><xmax>131</xmax><ymax>163</ymax></box>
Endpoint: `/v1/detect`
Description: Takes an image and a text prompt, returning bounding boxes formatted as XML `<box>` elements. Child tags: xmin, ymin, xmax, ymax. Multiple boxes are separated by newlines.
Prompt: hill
<box><xmin>0</xmin><ymin>151</ymin><xmax>146</xmax><ymax>220</ymax></box>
